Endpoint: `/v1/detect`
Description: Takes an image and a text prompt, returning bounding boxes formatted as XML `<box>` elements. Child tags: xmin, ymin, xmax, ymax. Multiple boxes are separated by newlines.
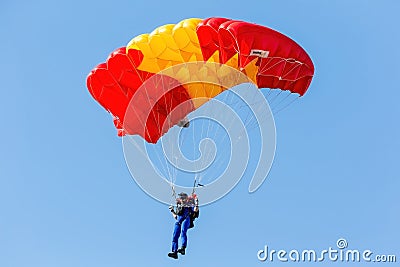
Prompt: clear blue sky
<box><xmin>1</xmin><ymin>1</ymin><xmax>399</xmax><ymax>266</ymax></box>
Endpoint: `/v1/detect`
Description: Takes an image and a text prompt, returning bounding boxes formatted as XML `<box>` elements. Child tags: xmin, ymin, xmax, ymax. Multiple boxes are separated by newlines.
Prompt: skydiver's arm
<box><xmin>169</xmin><ymin>206</ymin><xmax>177</xmax><ymax>220</ymax></box>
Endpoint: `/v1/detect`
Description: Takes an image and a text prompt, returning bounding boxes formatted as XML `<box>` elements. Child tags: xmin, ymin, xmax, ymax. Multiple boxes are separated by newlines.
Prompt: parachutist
<box><xmin>168</xmin><ymin>192</ymin><xmax>199</xmax><ymax>259</ymax></box>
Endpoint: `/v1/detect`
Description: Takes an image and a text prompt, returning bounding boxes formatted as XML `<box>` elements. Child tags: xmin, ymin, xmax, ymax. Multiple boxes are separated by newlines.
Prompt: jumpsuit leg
<box><xmin>171</xmin><ymin>216</ymin><xmax>184</xmax><ymax>252</ymax></box>
<box><xmin>180</xmin><ymin>215</ymin><xmax>191</xmax><ymax>248</ymax></box>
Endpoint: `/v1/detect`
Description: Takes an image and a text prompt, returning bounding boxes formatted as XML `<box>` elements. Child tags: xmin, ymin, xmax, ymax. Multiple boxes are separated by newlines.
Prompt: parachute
<box><xmin>86</xmin><ymin>17</ymin><xmax>314</xmax><ymax>143</ymax></box>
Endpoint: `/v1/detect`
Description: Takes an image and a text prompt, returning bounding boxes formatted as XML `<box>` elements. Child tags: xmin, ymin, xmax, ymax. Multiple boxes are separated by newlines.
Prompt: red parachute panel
<box><xmin>87</xmin><ymin>48</ymin><xmax>194</xmax><ymax>143</ymax></box>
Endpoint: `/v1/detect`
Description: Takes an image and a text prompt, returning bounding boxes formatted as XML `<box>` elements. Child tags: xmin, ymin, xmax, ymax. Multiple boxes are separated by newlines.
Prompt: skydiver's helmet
<box><xmin>178</xmin><ymin>192</ymin><xmax>188</xmax><ymax>198</ymax></box>
<box><xmin>177</xmin><ymin>192</ymin><xmax>188</xmax><ymax>203</ymax></box>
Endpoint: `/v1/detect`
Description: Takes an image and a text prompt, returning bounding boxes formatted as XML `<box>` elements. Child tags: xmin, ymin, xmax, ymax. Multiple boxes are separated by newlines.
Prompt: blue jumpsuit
<box><xmin>171</xmin><ymin>206</ymin><xmax>193</xmax><ymax>252</ymax></box>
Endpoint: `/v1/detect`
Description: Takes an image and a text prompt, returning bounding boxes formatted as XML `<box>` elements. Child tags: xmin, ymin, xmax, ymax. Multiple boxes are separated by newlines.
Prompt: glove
<box><xmin>169</xmin><ymin>206</ymin><xmax>174</xmax><ymax>212</ymax></box>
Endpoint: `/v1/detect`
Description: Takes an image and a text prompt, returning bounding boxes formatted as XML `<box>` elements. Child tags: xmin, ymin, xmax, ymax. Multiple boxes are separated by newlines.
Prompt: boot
<box><xmin>177</xmin><ymin>247</ymin><xmax>186</xmax><ymax>255</ymax></box>
<box><xmin>168</xmin><ymin>251</ymin><xmax>178</xmax><ymax>259</ymax></box>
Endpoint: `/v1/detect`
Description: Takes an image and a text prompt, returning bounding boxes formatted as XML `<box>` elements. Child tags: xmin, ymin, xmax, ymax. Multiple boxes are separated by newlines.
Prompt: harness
<box><xmin>175</xmin><ymin>200</ymin><xmax>199</xmax><ymax>229</ymax></box>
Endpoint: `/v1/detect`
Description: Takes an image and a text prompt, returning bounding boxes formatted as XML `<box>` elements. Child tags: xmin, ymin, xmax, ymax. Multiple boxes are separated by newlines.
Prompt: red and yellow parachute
<box><xmin>87</xmin><ymin>17</ymin><xmax>314</xmax><ymax>143</ymax></box>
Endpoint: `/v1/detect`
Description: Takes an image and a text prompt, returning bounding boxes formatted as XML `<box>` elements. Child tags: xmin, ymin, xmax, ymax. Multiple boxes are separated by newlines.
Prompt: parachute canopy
<box><xmin>87</xmin><ymin>17</ymin><xmax>314</xmax><ymax>143</ymax></box>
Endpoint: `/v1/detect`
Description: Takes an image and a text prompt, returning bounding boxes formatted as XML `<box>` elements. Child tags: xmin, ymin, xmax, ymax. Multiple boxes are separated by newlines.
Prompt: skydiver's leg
<box><xmin>171</xmin><ymin>221</ymin><xmax>181</xmax><ymax>252</ymax></box>
<box><xmin>180</xmin><ymin>216</ymin><xmax>191</xmax><ymax>249</ymax></box>
<box><xmin>172</xmin><ymin>215</ymin><xmax>186</xmax><ymax>252</ymax></box>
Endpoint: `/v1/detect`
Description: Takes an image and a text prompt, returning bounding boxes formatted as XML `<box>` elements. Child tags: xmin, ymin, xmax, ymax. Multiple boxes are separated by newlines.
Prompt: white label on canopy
<box><xmin>250</xmin><ymin>49</ymin><xmax>270</xmax><ymax>58</ymax></box>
